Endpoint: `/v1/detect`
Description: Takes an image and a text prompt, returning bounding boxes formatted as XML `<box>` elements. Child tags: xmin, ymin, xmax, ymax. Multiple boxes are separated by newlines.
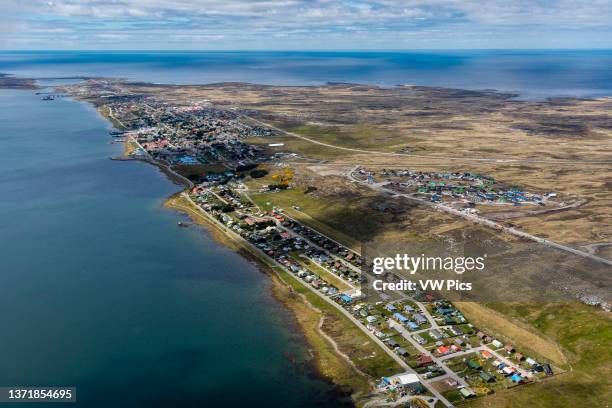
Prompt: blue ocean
<box><xmin>1</xmin><ymin>50</ymin><xmax>612</xmax><ymax>99</ymax></box>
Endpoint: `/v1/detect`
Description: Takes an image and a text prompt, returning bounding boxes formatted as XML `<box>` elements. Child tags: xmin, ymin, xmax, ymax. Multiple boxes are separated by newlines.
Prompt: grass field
<box><xmin>270</xmin><ymin>269</ymin><xmax>374</xmax><ymax>403</ymax></box>
<box><xmin>249</xmin><ymin>188</ymin><xmax>386</xmax><ymax>240</ymax></box>
<box><xmin>277</xmin><ymin>267</ymin><xmax>403</xmax><ymax>378</ymax></box>
<box><xmin>456</xmin><ymin>302</ymin><xmax>567</xmax><ymax>365</ymax></box>
<box><xmin>462</xmin><ymin>302</ymin><xmax>611</xmax><ymax>407</ymax></box>
<box><xmin>110</xmin><ymin>80</ymin><xmax>612</xmax><ymax>249</ymax></box>
<box><xmin>123</xmin><ymin>138</ymin><xmax>139</xmax><ymax>156</ymax></box>
<box><xmin>287</xmin><ymin>123</ymin><xmax>401</xmax><ymax>151</ymax></box>
<box><xmin>244</xmin><ymin>170</ymin><xmax>431</xmax><ymax>244</ymax></box>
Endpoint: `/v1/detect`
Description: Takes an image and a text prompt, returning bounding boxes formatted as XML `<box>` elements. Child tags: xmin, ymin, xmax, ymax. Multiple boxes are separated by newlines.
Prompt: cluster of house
<box><xmin>354</xmin><ymin>295</ymin><xmax>558</xmax><ymax>403</ymax></box>
<box><xmin>280</xmin><ymin>256</ymin><xmax>340</xmax><ymax>295</ymax></box>
<box><xmin>73</xmin><ymin>80</ymin><xmax>563</xmax><ymax>405</ymax></box>
<box><xmin>188</xmin><ymin>165</ymin><xmax>555</xmax><ymax>405</ymax></box>
<box><xmin>347</xmin><ymin>300</ymin><xmax>446</xmax><ymax>380</ymax></box>
<box><xmin>474</xmin><ymin>330</ymin><xmax>554</xmax><ymax>378</ymax></box>
<box><xmin>107</xmin><ymin>98</ymin><xmax>273</xmax><ymax>168</ymax></box>
<box><xmin>190</xmin><ymin>184</ymin><xmax>363</xmax><ymax>301</ymax></box>
<box><xmin>359</xmin><ymin>168</ymin><xmax>558</xmax><ymax>207</ymax></box>
<box><xmin>191</xmin><ymin>176</ymin><xmax>558</xmax><ymax>404</ymax></box>
<box><xmin>380</xmin><ymin>372</ymin><xmax>426</xmax><ymax>397</ymax></box>
<box><xmin>195</xmin><ymin>182</ymin><xmax>558</xmax><ymax>403</ymax></box>
<box><xmin>431</xmin><ymin>300</ymin><xmax>468</xmax><ymax>325</ymax></box>
<box><xmin>388</xmin><ymin>302</ymin><xmax>430</xmax><ymax>331</ymax></box>
<box><xmin>463</xmin><ymin>352</ymin><xmax>529</xmax><ymax>386</ymax></box>
<box><xmin>281</xmin><ymin>218</ymin><xmax>363</xmax><ymax>270</ymax></box>
<box><xmin>191</xmin><ymin>185</ymin><xmax>249</xmax><ymax>214</ymax></box>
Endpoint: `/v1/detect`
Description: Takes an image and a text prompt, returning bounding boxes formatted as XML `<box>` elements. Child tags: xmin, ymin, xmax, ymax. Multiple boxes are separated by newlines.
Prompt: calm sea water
<box><xmin>1</xmin><ymin>50</ymin><xmax>612</xmax><ymax>99</ymax></box>
<box><xmin>0</xmin><ymin>89</ymin><xmax>349</xmax><ymax>407</ymax></box>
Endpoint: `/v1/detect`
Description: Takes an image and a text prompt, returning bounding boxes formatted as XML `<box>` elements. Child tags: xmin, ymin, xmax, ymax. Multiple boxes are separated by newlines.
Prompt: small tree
<box><xmin>250</xmin><ymin>169</ymin><xmax>269</xmax><ymax>178</ymax></box>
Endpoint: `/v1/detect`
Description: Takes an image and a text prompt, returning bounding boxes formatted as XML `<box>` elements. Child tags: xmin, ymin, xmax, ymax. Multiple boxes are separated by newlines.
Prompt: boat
<box><xmin>41</xmin><ymin>95</ymin><xmax>55</xmax><ymax>101</ymax></box>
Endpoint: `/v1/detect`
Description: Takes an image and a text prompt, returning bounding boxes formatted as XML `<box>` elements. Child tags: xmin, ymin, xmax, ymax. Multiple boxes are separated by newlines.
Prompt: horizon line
<box><xmin>2</xmin><ymin>48</ymin><xmax>612</xmax><ymax>53</ymax></box>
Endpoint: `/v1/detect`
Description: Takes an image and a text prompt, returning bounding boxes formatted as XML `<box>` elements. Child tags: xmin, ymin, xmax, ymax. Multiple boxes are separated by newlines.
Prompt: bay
<box><xmin>0</xmin><ymin>88</ymin><xmax>347</xmax><ymax>407</ymax></box>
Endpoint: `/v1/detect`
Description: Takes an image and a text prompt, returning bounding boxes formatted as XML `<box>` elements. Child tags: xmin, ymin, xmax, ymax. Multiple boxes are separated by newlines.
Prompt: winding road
<box><xmin>243</xmin><ymin>115</ymin><xmax>612</xmax><ymax>166</ymax></box>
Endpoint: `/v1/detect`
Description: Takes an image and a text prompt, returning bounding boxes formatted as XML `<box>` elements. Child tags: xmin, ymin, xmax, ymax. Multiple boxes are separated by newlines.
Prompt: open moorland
<box><xmin>83</xmin><ymin>80</ymin><xmax>612</xmax><ymax>249</ymax></box>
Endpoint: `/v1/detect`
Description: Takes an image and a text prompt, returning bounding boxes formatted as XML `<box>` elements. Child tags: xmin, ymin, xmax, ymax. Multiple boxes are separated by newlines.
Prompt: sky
<box><xmin>1</xmin><ymin>0</ymin><xmax>612</xmax><ymax>50</ymax></box>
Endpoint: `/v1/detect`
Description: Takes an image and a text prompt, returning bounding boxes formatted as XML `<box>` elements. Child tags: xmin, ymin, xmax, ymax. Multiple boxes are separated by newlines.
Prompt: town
<box><xmin>72</xmin><ymin>86</ymin><xmax>564</xmax><ymax>407</ymax></box>
<box><xmin>184</xmin><ymin>181</ymin><xmax>556</xmax><ymax>406</ymax></box>
<box><xmin>356</xmin><ymin>168</ymin><xmax>562</xmax><ymax>209</ymax></box>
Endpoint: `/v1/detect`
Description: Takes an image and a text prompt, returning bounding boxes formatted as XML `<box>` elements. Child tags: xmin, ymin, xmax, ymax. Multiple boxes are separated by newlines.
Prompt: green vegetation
<box><xmin>246</xmin><ymin>134</ymin><xmax>344</xmax><ymax>160</ymax></box>
<box><xmin>465</xmin><ymin>302</ymin><xmax>611</xmax><ymax>408</ymax></box>
<box><xmin>248</xmin><ymin>186</ymin><xmax>407</xmax><ymax>243</ymax></box>
<box><xmin>291</xmin><ymin>253</ymin><xmax>353</xmax><ymax>292</ymax></box>
<box><xmin>250</xmin><ymin>168</ymin><xmax>269</xmax><ymax>178</ymax></box>
<box><xmin>290</xmin><ymin>124</ymin><xmax>391</xmax><ymax>150</ymax></box>
<box><xmin>166</xmin><ymin>194</ymin><xmax>383</xmax><ymax>403</ymax></box>
<box><xmin>245</xmin><ymin>119</ymin><xmax>428</xmax><ymax>159</ymax></box>
<box><xmin>245</xmin><ymin>173</ymin><xmax>611</xmax><ymax>407</ymax></box>
<box><xmin>456</xmin><ymin>302</ymin><xmax>567</xmax><ymax>366</ymax></box>
<box><xmin>442</xmin><ymin>389</ymin><xmax>464</xmax><ymax>404</ymax></box>
<box><xmin>98</xmin><ymin>105</ymin><xmax>126</xmax><ymax>130</ymax></box>
<box><xmin>167</xmin><ymin>193</ymin><xmax>400</xmax><ymax>392</ymax></box>
<box><xmin>174</xmin><ymin>163</ymin><xmax>227</xmax><ymax>179</ymax></box>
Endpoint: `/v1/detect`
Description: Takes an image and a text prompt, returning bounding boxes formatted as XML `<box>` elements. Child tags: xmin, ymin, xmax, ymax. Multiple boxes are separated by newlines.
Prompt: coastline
<box><xmin>57</xmin><ymin>78</ymin><xmax>611</xmax><ymax>407</ymax></box>
<box><xmin>0</xmin><ymin>85</ymin><xmax>379</xmax><ymax>408</ymax></box>
<box><xmin>163</xmin><ymin>192</ymin><xmax>373</xmax><ymax>404</ymax></box>
<box><xmin>3</xmin><ymin>75</ymin><xmax>606</xmax><ymax>407</ymax></box>
<box><xmin>0</xmin><ymin>73</ymin><xmax>39</xmax><ymax>89</ymax></box>
<box><xmin>0</xmin><ymin>54</ymin><xmax>607</xmax><ymax>407</ymax></box>
<box><xmin>93</xmin><ymin>100</ymin><xmax>376</xmax><ymax>404</ymax></box>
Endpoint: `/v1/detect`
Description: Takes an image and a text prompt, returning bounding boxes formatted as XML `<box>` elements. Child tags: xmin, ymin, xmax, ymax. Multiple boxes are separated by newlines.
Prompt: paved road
<box><xmin>241</xmin><ymin>188</ymin><xmax>362</xmax><ymax>276</ymax></box>
<box><xmin>243</xmin><ymin>115</ymin><xmax>612</xmax><ymax>266</ymax></box>
<box><xmin>107</xmin><ymin>106</ymin><xmax>127</xmax><ymax>129</ymax></box>
<box><xmin>179</xmin><ymin>192</ymin><xmax>453</xmax><ymax>407</ymax></box>
<box><xmin>414</xmin><ymin>300</ymin><xmax>440</xmax><ymax>329</ymax></box>
<box><xmin>423</xmin><ymin>341</ymin><xmax>533</xmax><ymax>379</ymax></box>
<box><xmin>128</xmin><ymin>135</ymin><xmax>195</xmax><ymax>189</ymax></box>
<box><xmin>243</xmin><ymin>115</ymin><xmax>612</xmax><ymax>166</ymax></box>
<box><xmin>582</xmin><ymin>242</ymin><xmax>612</xmax><ymax>255</ymax></box>
<box><xmin>348</xmin><ymin>168</ymin><xmax>612</xmax><ymax>268</ymax></box>
<box><xmin>277</xmin><ymin>212</ymin><xmax>363</xmax><ymax>274</ymax></box>
<box><xmin>389</xmin><ymin>320</ymin><xmax>469</xmax><ymax>389</ymax></box>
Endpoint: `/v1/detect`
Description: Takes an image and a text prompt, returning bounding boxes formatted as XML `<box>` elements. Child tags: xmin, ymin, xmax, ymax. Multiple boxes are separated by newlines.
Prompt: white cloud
<box><xmin>1</xmin><ymin>0</ymin><xmax>611</xmax><ymax>49</ymax></box>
